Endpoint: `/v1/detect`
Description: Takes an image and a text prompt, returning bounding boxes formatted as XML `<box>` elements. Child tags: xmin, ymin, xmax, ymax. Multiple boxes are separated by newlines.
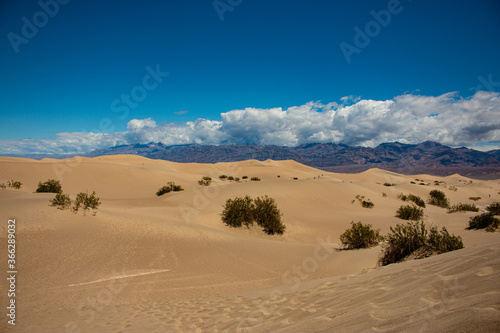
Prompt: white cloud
<box><xmin>1</xmin><ymin>91</ymin><xmax>499</xmax><ymax>155</ymax></box>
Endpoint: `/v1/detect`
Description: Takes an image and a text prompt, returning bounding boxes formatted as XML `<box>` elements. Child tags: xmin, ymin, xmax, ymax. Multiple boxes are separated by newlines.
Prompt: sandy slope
<box><xmin>0</xmin><ymin>155</ymin><xmax>499</xmax><ymax>332</ymax></box>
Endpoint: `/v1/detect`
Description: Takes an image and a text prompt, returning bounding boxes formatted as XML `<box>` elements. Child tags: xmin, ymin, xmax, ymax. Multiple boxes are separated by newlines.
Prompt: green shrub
<box><xmin>467</xmin><ymin>213</ymin><xmax>499</xmax><ymax>231</ymax></box>
<box><xmin>469</xmin><ymin>196</ymin><xmax>481</xmax><ymax>201</ymax></box>
<box><xmin>234</xmin><ymin>177</ymin><xmax>240</xmax><ymax>182</ymax></box>
<box><xmin>156</xmin><ymin>182</ymin><xmax>184</xmax><ymax>196</ymax></box>
<box><xmin>396</xmin><ymin>205</ymin><xmax>424</xmax><ymax>221</ymax></box>
<box><xmin>339</xmin><ymin>221</ymin><xmax>383</xmax><ymax>249</ymax></box>
<box><xmin>221</xmin><ymin>195</ymin><xmax>285</xmax><ymax>235</ymax></box>
<box><xmin>198</xmin><ymin>176</ymin><xmax>212</xmax><ymax>186</ymax></box>
<box><xmin>361</xmin><ymin>200</ymin><xmax>374</xmax><ymax>208</ymax></box>
<box><xmin>428</xmin><ymin>190</ymin><xmax>449</xmax><ymax>208</ymax></box>
<box><xmin>486</xmin><ymin>202</ymin><xmax>500</xmax><ymax>215</ymax></box>
<box><xmin>0</xmin><ymin>183</ymin><xmax>5</xmax><ymax>189</ymax></box>
<box><xmin>221</xmin><ymin>195</ymin><xmax>255</xmax><ymax>228</ymax></box>
<box><xmin>7</xmin><ymin>180</ymin><xmax>22</xmax><ymax>189</ymax></box>
<box><xmin>383</xmin><ymin>183</ymin><xmax>396</xmax><ymax>187</ymax></box>
<box><xmin>50</xmin><ymin>193</ymin><xmax>71</xmax><ymax>209</ymax></box>
<box><xmin>382</xmin><ymin>192</ymin><xmax>387</xmax><ymax>197</ymax></box>
<box><xmin>253</xmin><ymin>196</ymin><xmax>285</xmax><ymax>235</ymax></box>
<box><xmin>397</xmin><ymin>193</ymin><xmax>408</xmax><ymax>201</ymax></box>
<box><xmin>36</xmin><ymin>179</ymin><xmax>62</xmax><ymax>193</ymax></box>
<box><xmin>398</xmin><ymin>193</ymin><xmax>426</xmax><ymax>208</ymax></box>
<box><xmin>447</xmin><ymin>203</ymin><xmax>479</xmax><ymax>213</ymax></box>
<box><xmin>74</xmin><ymin>191</ymin><xmax>101</xmax><ymax>212</ymax></box>
<box><xmin>250</xmin><ymin>177</ymin><xmax>261</xmax><ymax>181</ymax></box>
<box><xmin>219</xmin><ymin>175</ymin><xmax>228</xmax><ymax>180</ymax></box>
<box><xmin>242</xmin><ymin>176</ymin><xmax>248</xmax><ymax>179</ymax></box>
<box><xmin>227</xmin><ymin>176</ymin><xmax>235</xmax><ymax>181</ymax></box>
<box><xmin>379</xmin><ymin>221</ymin><xmax>463</xmax><ymax>266</ymax></box>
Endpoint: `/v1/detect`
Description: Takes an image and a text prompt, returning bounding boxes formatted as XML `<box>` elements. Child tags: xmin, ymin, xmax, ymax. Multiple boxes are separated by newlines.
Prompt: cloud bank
<box><xmin>2</xmin><ymin>91</ymin><xmax>499</xmax><ymax>155</ymax></box>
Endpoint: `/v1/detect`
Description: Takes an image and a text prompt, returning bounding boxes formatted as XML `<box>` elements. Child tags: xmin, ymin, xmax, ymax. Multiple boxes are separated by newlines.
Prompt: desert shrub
<box><xmin>408</xmin><ymin>194</ymin><xmax>426</xmax><ymax>208</ymax></box>
<box><xmin>486</xmin><ymin>202</ymin><xmax>500</xmax><ymax>215</ymax></box>
<box><xmin>242</xmin><ymin>176</ymin><xmax>248</xmax><ymax>179</ymax></box>
<box><xmin>36</xmin><ymin>179</ymin><xmax>62</xmax><ymax>193</ymax></box>
<box><xmin>361</xmin><ymin>200</ymin><xmax>374</xmax><ymax>208</ymax></box>
<box><xmin>221</xmin><ymin>195</ymin><xmax>285</xmax><ymax>235</ymax></box>
<box><xmin>227</xmin><ymin>176</ymin><xmax>235</xmax><ymax>181</ymax></box>
<box><xmin>467</xmin><ymin>213</ymin><xmax>499</xmax><ymax>231</ymax></box>
<box><xmin>219</xmin><ymin>175</ymin><xmax>228</xmax><ymax>180</ymax></box>
<box><xmin>292</xmin><ymin>177</ymin><xmax>298</xmax><ymax>180</ymax></box>
<box><xmin>234</xmin><ymin>177</ymin><xmax>240</xmax><ymax>182</ymax></box>
<box><xmin>447</xmin><ymin>203</ymin><xmax>479</xmax><ymax>213</ymax></box>
<box><xmin>250</xmin><ymin>177</ymin><xmax>261</xmax><ymax>181</ymax></box>
<box><xmin>428</xmin><ymin>190</ymin><xmax>449</xmax><ymax>208</ymax></box>
<box><xmin>410</xmin><ymin>181</ymin><xmax>416</xmax><ymax>184</ymax></box>
<box><xmin>156</xmin><ymin>182</ymin><xmax>184</xmax><ymax>196</ymax></box>
<box><xmin>7</xmin><ymin>180</ymin><xmax>22</xmax><ymax>189</ymax></box>
<box><xmin>50</xmin><ymin>193</ymin><xmax>71</xmax><ymax>209</ymax></box>
<box><xmin>382</xmin><ymin>192</ymin><xmax>387</xmax><ymax>197</ymax></box>
<box><xmin>253</xmin><ymin>195</ymin><xmax>285</xmax><ymax>235</ymax></box>
<box><xmin>449</xmin><ymin>186</ymin><xmax>457</xmax><ymax>192</ymax></box>
<box><xmin>383</xmin><ymin>183</ymin><xmax>396</xmax><ymax>187</ymax></box>
<box><xmin>0</xmin><ymin>183</ymin><xmax>5</xmax><ymax>189</ymax></box>
<box><xmin>339</xmin><ymin>221</ymin><xmax>383</xmax><ymax>249</ymax></box>
<box><xmin>396</xmin><ymin>205</ymin><xmax>424</xmax><ymax>221</ymax></box>
<box><xmin>198</xmin><ymin>176</ymin><xmax>212</xmax><ymax>186</ymax></box>
<box><xmin>221</xmin><ymin>195</ymin><xmax>255</xmax><ymax>228</ymax></box>
<box><xmin>397</xmin><ymin>193</ymin><xmax>408</xmax><ymax>201</ymax></box>
<box><xmin>469</xmin><ymin>196</ymin><xmax>481</xmax><ymax>201</ymax></box>
<box><xmin>74</xmin><ymin>191</ymin><xmax>101</xmax><ymax>212</ymax></box>
<box><xmin>379</xmin><ymin>221</ymin><xmax>463</xmax><ymax>266</ymax></box>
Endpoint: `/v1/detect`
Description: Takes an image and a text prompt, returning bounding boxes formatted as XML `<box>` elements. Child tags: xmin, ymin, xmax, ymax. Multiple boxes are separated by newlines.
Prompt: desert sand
<box><xmin>0</xmin><ymin>155</ymin><xmax>499</xmax><ymax>332</ymax></box>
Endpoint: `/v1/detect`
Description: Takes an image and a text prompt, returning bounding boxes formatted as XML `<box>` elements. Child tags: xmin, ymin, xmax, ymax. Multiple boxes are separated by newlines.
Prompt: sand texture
<box><xmin>0</xmin><ymin>155</ymin><xmax>499</xmax><ymax>332</ymax></box>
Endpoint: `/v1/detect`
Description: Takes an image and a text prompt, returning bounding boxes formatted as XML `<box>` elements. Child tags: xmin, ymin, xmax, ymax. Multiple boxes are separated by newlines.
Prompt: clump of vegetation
<box><xmin>73</xmin><ymin>191</ymin><xmax>101</xmax><ymax>212</ymax></box>
<box><xmin>447</xmin><ymin>203</ymin><xmax>479</xmax><ymax>214</ymax></box>
<box><xmin>354</xmin><ymin>195</ymin><xmax>374</xmax><ymax>209</ymax></box>
<box><xmin>466</xmin><ymin>213</ymin><xmax>499</xmax><ymax>231</ymax></box>
<box><xmin>410</xmin><ymin>181</ymin><xmax>416</xmax><ymax>184</ymax></box>
<box><xmin>227</xmin><ymin>176</ymin><xmax>235</xmax><ymax>181</ymax></box>
<box><xmin>221</xmin><ymin>195</ymin><xmax>285</xmax><ymax>235</ymax></box>
<box><xmin>382</xmin><ymin>192</ymin><xmax>387</xmax><ymax>197</ymax></box>
<box><xmin>469</xmin><ymin>196</ymin><xmax>481</xmax><ymax>201</ymax></box>
<box><xmin>242</xmin><ymin>176</ymin><xmax>248</xmax><ymax>179</ymax></box>
<box><xmin>379</xmin><ymin>221</ymin><xmax>463</xmax><ymax>266</ymax></box>
<box><xmin>156</xmin><ymin>182</ymin><xmax>184</xmax><ymax>196</ymax></box>
<box><xmin>397</xmin><ymin>193</ymin><xmax>426</xmax><ymax>208</ymax></box>
<box><xmin>383</xmin><ymin>183</ymin><xmax>396</xmax><ymax>187</ymax></box>
<box><xmin>36</xmin><ymin>179</ymin><xmax>62</xmax><ymax>193</ymax></box>
<box><xmin>339</xmin><ymin>221</ymin><xmax>383</xmax><ymax>249</ymax></box>
<box><xmin>396</xmin><ymin>205</ymin><xmax>424</xmax><ymax>221</ymax></box>
<box><xmin>292</xmin><ymin>177</ymin><xmax>298</xmax><ymax>180</ymax></box>
<box><xmin>198</xmin><ymin>176</ymin><xmax>212</xmax><ymax>186</ymax></box>
<box><xmin>486</xmin><ymin>202</ymin><xmax>500</xmax><ymax>215</ymax></box>
<box><xmin>50</xmin><ymin>193</ymin><xmax>71</xmax><ymax>209</ymax></box>
<box><xmin>448</xmin><ymin>186</ymin><xmax>457</xmax><ymax>192</ymax></box>
<box><xmin>234</xmin><ymin>177</ymin><xmax>240</xmax><ymax>182</ymax></box>
<box><xmin>250</xmin><ymin>177</ymin><xmax>261</xmax><ymax>181</ymax></box>
<box><xmin>428</xmin><ymin>189</ymin><xmax>450</xmax><ymax>208</ymax></box>
<box><xmin>0</xmin><ymin>183</ymin><xmax>6</xmax><ymax>189</ymax></box>
<box><xmin>219</xmin><ymin>175</ymin><xmax>228</xmax><ymax>180</ymax></box>
<box><xmin>7</xmin><ymin>180</ymin><xmax>22</xmax><ymax>189</ymax></box>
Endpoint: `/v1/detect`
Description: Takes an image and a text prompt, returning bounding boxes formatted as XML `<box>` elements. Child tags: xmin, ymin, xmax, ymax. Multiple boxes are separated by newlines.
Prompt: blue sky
<box><xmin>0</xmin><ymin>0</ymin><xmax>499</xmax><ymax>154</ymax></box>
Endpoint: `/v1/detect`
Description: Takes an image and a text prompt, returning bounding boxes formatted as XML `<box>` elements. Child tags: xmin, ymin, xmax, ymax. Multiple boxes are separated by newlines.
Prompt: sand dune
<box><xmin>0</xmin><ymin>155</ymin><xmax>499</xmax><ymax>332</ymax></box>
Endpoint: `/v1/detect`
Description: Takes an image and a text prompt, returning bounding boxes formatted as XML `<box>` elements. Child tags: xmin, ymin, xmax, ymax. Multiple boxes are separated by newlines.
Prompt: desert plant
<box><xmin>253</xmin><ymin>195</ymin><xmax>285</xmax><ymax>235</ymax></box>
<box><xmin>486</xmin><ymin>202</ymin><xmax>500</xmax><ymax>215</ymax></box>
<box><xmin>250</xmin><ymin>177</ymin><xmax>261</xmax><ymax>181</ymax></box>
<box><xmin>397</xmin><ymin>193</ymin><xmax>408</xmax><ymax>201</ymax></box>
<box><xmin>382</xmin><ymin>192</ymin><xmax>387</xmax><ymax>197</ymax></box>
<box><xmin>234</xmin><ymin>177</ymin><xmax>240</xmax><ymax>182</ymax></box>
<box><xmin>242</xmin><ymin>176</ymin><xmax>248</xmax><ymax>179</ymax></box>
<box><xmin>466</xmin><ymin>213</ymin><xmax>499</xmax><ymax>231</ymax></box>
<box><xmin>198</xmin><ymin>176</ymin><xmax>212</xmax><ymax>186</ymax></box>
<box><xmin>36</xmin><ymin>179</ymin><xmax>62</xmax><ymax>193</ymax></box>
<box><xmin>7</xmin><ymin>180</ymin><xmax>22</xmax><ymax>189</ymax></box>
<box><xmin>156</xmin><ymin>182</ymin><xmax>184</xmax><ymax>196</ymax></box>
<box><xmin>50</xmin><ymin>192</ymin><xmax>71</xmax><ymax>209</ymax></box>
<box><xmin>361</xmin><ymin>200</ymin><xmax>374</xmax><ymax>208</ymax></box>
<box><xmin>408</xmin><ymin>194</ymin><xmax>426</xmax><ymax>208</ymax></box>
<box><xmin>396</xmin><ymin>205</ymin><xmax>424</xmax><ymax>221</ymax></box>
<box><xmin>447</xmin><ymin>203</ymin><xmax>479</xmax><ymax>213</ymax></box>
<box><xmin>339</xmin><ymin>221</ymin><xmax>383</xmax><ymax>249</ymax></box>
<box><xmin>383</xmin><ymin>183</ymin><xmax>396</xmax><ymax>187</ymax></box>
<box><xmin>221</xmin><ymin>195</ymin><xmax>255</xmax><ymax>228</ymax></box>
<box><xmin>227</xmin><ymin>176</ymin><xmax>235</xmax><ymax>181</ymax></box>
<box><xmin>379</xmin><ymin>221</ymin><xmax>463</xmax><ymax>266</ymax></box>
<box><xmin>0</xmin><ymin>183</ymin><xmax>5</xmax><ymax>189</ymax></box>
<box><xmin>74</xmin><ymin>191</ymin><xmax>101</xmax><ymax>212</ymax></box>
<box><xmin>219</xmin><ymin>175</ymin><xmax>228</xmax><ymax>180</ymax></box>
<box><xmin>428</xmin><ymin>190</ymin><xmax>449</xmax><ymax>208</ymax></box>
<box><xmin>469</xmin><ymin>196</ymin><xmax>481</xmax><ymax>201</ymax></box>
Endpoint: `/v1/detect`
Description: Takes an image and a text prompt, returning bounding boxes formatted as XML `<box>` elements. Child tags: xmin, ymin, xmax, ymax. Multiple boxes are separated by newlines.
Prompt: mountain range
<box><xmin>86</xmin><ymin>141</ymin><xmax>500</xmax><ymax>179</ymax></box>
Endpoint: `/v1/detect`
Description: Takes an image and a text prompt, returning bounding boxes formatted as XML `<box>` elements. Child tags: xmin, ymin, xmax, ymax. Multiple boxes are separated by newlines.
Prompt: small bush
<box><xmin>36</xmin><ymin>179</ymin><xmax>62</xmax><ymax>193</ymax></box>
<box><xmin>221</xmin><ymin>195</ymin><xmax>255</xmax><ymax>228</ymax></box>
<box><xmin>361</xmin><ymin>200</ymin><xmax>374</xmax><ymax>208</ymax></box>
<box><xmin>74</xmin><ymin>191</ymin><xmax>101</xmax><ymax>212</ymax></box>
<box><xmin>242</xmin><ymin>176</ymin><xmax>248</xmax><ymax>179</ymax></box>
<box><xmin>227</xmin><ymin>176</ymin><xmax>235</xmax><ymax>181</ymax></box>
<box><xmin>467</xmin><ymin>213</ymin><xmax>499</xmax><ymax>231</ymax></box>
<box><xmin>219</xmin><ymin>175</ymin><xmax>228</xmax><ymax>180</ymax></box>
<box><xmin>198</xmin><ymin>176</ymin><xmax>212</xmax><ymax>186</ymax></box>
<box><xmin>250</xmin><ymin>177</ymin><xmax>261</xmax><ymax>181</ymax></box>
<box><xmin>397</xmin><ymin>193</ymin><xmax>408</xmax><ymax>201</ymax></box>
<box><xmin>396</xmin><ymin>205</ymin><xmax>424</xmax><ymax>221</ymax></box>
<box><xmin>7</xmin><ymin>180</ymin><xmax>22</xmax><ymax>189</ymax></box>
<box><xmin>339</xmin><ymin>221</ymin><xmax>383</xmax><ymax>249</ymax></box>
<box><xmin>469</xmin><ymin>197</ymin><xmax>481</xmax><ymax>201</ymax></box>
<box><xmin>486</xmin><ymin>202</ymin><xmax>500</xmax><ymax>215</ymax></box>
<box><xmin>428</xmin><ymin>190</ymin><xmax>449</xmax><ymax>208</ymax></box>
<box><xmin>410</xmin><ymin>181</ymin><xmax>416</xmax><ymax>184</ymax></box>
<box><xmin>156</xmin><ymin>182</ymin><xmax>184</xmax><ymax>196</ymax></box>
<box><xmin>383</xmin><ymin>183</ymin><xmax>396</xmax><ymax>187</ymax></box>
<box><xmin>234</xmin><ymin>177</ymin><xmax>240</xmax><ymax>182</ymax></box>
<box><xmin>0</xmin><ymin>183</ymin><xmax>5</xmax><ymax>189</ymax></box>
<box><xmin>50</xmin><ymin>192</ymin><xmax>71</xmax><ymax>209</ymax></box>
<box><xmin>382</xmin><ymin>192</ymin><xmax>387</xmax><ymax>197</ymax></box>
<box><xmin>447</xmin><ymin>203</ymin><xmax>479</xmax><ymax>213</ymax></box>
<box><xmin>379</xmin><ymin>221</ymin><xmax>463</xmax><ymax>266</ymax></box>
<box><xmin>253</xmin><ymin>195</ymin><xmax>285</xmax><ymax>235</ymax></box>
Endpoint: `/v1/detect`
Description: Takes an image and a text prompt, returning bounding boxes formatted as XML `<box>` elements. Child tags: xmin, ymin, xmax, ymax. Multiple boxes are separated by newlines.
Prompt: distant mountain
<box><xmin>86</xmin><ymin>141</ymin><xmax>500</xmax><ymax>178</ymax></box>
